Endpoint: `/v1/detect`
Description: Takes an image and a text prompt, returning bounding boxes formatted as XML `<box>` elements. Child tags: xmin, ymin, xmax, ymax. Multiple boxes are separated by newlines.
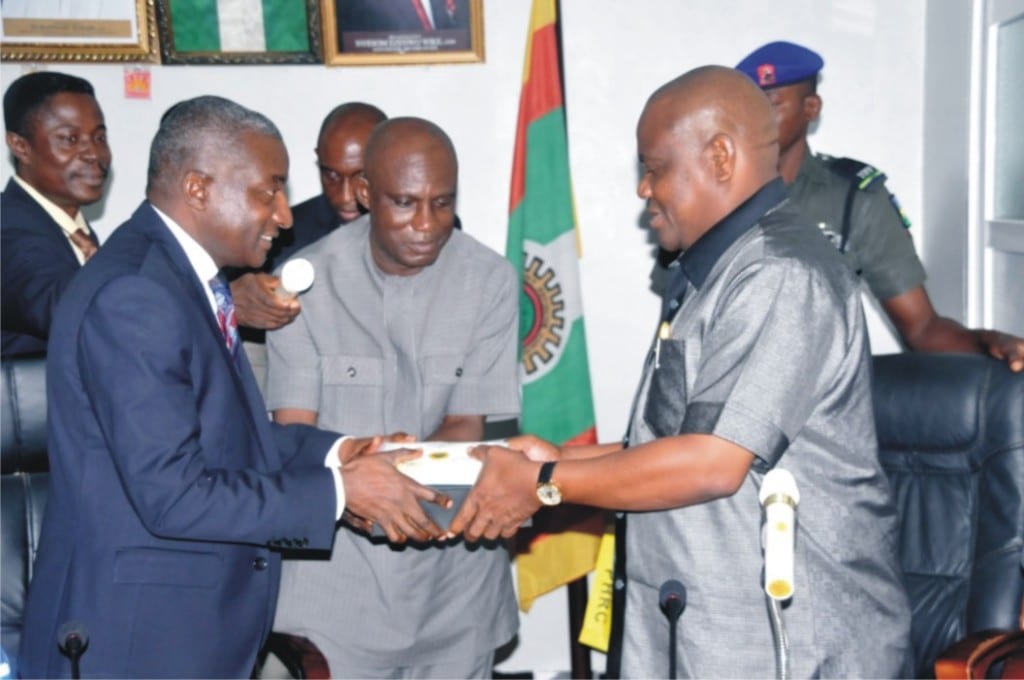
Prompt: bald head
<box><xmin>637</xmin><ymin>65</ymin><xmax>780</xmax><ymax>250</ymax></box>
<box><xmin>317</xmin><ymin>102</ymin><xmax>386</xmax><ymax>146</ymax></box>
<box><xmin>646</xmin><ymin>66</ymin><xmax>779</xmax><ymax>180</ymax></box>
<box><xmin>363</xmin><ymin>117</ymin><xmax>457</xmax><ymax>184</ymax></box>
<box><xmin>315</xmin><ymin>102</ymin><xmax>387</xmax><ymax>223</ymax></box>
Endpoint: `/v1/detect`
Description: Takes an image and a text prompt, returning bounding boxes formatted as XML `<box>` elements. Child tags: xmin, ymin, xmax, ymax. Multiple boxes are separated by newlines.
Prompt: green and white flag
<box><xmin>506</xmin><ymin>0</ymin><xmax>602</xmax><ymax>614</ymax></box>
<box><xmin>507</xmin><ymin>0</ymin><xmax>597</xmax><ymax>449</ymax></box>
<box><xmin>168</xmin><ymin>0</ymin><xmax>309</xmax><ymax>53</ymax></box>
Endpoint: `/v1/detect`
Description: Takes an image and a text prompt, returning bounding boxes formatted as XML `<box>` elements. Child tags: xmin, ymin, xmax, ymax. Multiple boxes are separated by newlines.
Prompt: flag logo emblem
<box><xmin>521</xmin><ymin>252</ymin><xmax>566</xmax><ymax>376</ymax></box>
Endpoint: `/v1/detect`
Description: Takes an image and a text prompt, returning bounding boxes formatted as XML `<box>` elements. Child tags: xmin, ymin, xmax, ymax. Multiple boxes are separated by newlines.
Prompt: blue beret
<box><xmin>735</xmin><ymin>41</ymin><xmax>824</xmax><ymax>89</ymax></box>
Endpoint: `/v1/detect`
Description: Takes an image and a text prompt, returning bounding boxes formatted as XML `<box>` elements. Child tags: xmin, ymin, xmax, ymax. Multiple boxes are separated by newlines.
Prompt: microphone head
<box><xmin>57</xmin><ymin>621</ymin><xmax>89</xmax><ymax>654</ymax></box>
<box><xmin>280</xmin><ymin>257</ymin><xmax>315</xmax><ymax>295</ymax></box>
<box><xmin>759</xmin><ymin>468</ymin><xmax>799</xmax><ymax>506</ymax></box>
<box><xmin>659</xmin><ymin>579</ymin><xmax>686</xmax><ymax>620</ymax></box>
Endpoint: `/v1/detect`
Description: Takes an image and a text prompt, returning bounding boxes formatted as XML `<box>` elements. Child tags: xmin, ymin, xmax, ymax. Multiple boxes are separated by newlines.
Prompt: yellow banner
<box><xmin>577</xmin><ymin>527</ymin><xmax>615</xmax><ymax>652</ymax></box>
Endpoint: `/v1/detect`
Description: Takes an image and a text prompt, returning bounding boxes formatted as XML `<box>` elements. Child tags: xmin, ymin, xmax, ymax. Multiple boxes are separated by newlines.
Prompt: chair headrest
<box><xmin>1</xmin><ymin>355</ymin><xmax>49</xmax><ymax>474</ymax></box>
<box><xmin>871</xmin><ymin>353</ymin><xmax>1024</xmax><ymax>465</ymax></box>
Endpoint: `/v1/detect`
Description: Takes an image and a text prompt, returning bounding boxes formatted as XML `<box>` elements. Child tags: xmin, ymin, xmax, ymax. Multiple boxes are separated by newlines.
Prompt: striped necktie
<box><xmin>410</xmin><ymin>0</ymin><xmax>433</xmax><ymax>30</ymax></box>
<box><xmin>68</xmin><ymin>228</ymin><xmax>98</xmax><ymax>261</ymax></box>
<box><xmin>209</xmin><ymin>275</ymin><xmax>239</xmax><ymax>359</ymax></box>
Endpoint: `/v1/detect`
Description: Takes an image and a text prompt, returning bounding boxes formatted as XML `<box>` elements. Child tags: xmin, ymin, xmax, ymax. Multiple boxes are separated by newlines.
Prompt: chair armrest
<box><xmin>934</xmin><ymin>629</ymin><xmax>1024</xmax><ymax>679</ymax></box>
<box><xmin>262</xmin><ymin>632</ymin><xmax>330</xmax><ymax>679</ymax></box>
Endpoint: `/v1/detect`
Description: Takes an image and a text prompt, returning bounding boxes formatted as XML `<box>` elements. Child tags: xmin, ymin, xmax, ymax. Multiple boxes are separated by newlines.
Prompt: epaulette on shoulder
<box><xmin>820</xmin><ymin>155</ymin><xmax>887</xmax><ymax>190</ymax></box>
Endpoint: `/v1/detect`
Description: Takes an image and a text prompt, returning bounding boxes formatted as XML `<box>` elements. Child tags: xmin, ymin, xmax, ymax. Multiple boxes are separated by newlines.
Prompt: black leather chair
<box><xmin>1</xmin><ymin>355</ymin><xmax>50</xmax><ymax>675</ymax></box>
<box><xmin>872</xmin><ymin>353</ymin><xmax>1024</xmax><ymax>677</ymax></box>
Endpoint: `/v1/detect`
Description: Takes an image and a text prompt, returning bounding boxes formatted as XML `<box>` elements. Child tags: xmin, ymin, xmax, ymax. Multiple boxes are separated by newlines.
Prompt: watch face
<box><xmin>537</xmin><ymin>482</ymin><xmax>562</xmax><ymax>506</ymax></box>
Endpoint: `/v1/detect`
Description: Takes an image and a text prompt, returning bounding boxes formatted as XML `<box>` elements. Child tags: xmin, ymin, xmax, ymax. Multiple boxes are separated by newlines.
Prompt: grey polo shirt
<box><xmin>789</xmin><ymin>150</ymin><xmax>926</xmax><ymax>301</ymax></box>
<box><xmin>265</xmin><ymin>215</ymin><xmax>520</xmax><ymax>669</ymax></box>
<box><xmin>622</xmin><ymin>180</ymin><xmax>911</xmax><ymax>678</ymax></box>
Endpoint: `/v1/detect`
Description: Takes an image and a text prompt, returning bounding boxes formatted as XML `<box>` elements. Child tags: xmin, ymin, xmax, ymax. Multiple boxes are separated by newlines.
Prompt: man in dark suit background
<box><xmin>1</xmin><ymin>71</ymin><xmax>107</xmax><ymax>357</ymax></box>
<box><xmin>18</xmin><ymin>95</ymin><xmax>449</xmax><ymax>678</ymax></box>
<box><xmin>279</xmin><ymin>101</ymin><xmax>387</xmax><ymax>265</ymax></box>
<box><xmin>232</xmin><ymin>101</ymin><xmax>386</xmax><ymax>346</ymax></box>
<box><xmin>0</xmin><ymin>72</ymin><xmax>303</xmax><ymax>360</ymax></box>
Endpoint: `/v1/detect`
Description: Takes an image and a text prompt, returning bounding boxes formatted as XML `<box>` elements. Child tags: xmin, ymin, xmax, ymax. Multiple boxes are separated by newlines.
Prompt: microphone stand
<box><xmin>766</xmin><ymin>594</ymin><xmax>789</xmax><ymax>680</ymax></box>
<box><xmin>57</xmin><ymin>622</ymin><xmax>88</xmax><ymax>680</ymax></box>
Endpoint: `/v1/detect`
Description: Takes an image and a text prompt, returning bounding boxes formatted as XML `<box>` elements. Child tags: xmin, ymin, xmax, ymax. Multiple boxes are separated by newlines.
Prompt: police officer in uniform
<box><xmin>734</xmin><ymin>40</ymin><xmax>1023</xmax><ymax>371</ymax></box>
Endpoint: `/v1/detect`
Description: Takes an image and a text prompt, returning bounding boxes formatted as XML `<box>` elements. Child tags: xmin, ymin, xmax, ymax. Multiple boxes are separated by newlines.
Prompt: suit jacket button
<box><xmin>455</xmin><ymin>367</ymin><xmax>463</xmax><ymax>377</ymax></box>
<box><xmin>253</xmin><ymin>557</ymin><xmax>268</xmax><ymax>570</ymax></box>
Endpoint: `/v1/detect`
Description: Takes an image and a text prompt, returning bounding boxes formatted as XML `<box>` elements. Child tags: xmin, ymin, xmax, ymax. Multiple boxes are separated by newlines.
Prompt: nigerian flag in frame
<box><xmin>157</xmin><ymin>0</ymin><xmax>322</xmax><ymax>64</ymax></box>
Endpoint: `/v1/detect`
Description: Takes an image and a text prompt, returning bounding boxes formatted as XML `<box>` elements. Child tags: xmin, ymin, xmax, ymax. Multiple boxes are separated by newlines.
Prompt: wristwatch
<box><xmin>536</xmin><ymin>461</ymin><xmax>562</xmax><ymax>506</ymax></box>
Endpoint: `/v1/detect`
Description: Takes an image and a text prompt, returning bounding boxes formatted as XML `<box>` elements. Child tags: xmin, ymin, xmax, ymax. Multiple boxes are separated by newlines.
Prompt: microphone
<box><xmin>759</xmin><ymin>468</ymin><xmax>800</xmax><ymax>601</ymax></box>
<box><xmin>57</xmin><ymin>621</ymin><xmax>89</xmax><ymax>680</ymax></box>
<box><xmin>659</xmin><ymin>579</ymin><xmax>686</xmax><ymax>679</ymax></box>
<box><xmin>276</xmin><ymin>257</ymin><xmax>315</xmax><ymax>299</ymax></box>
<box><xmin>659</xmin><ymin>579</ymin><xmax>686</xmax><ymax>621</ymax></box>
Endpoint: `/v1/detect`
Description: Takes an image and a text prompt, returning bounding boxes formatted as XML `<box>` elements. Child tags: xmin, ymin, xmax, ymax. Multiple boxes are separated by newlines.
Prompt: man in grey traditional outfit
<box><xmin>451</xmin><ymin>66</ymin><xmax>912</xmax><ymax>677</ymax></box>
<box><xmin>266</xmin><ymin>117</ymin><xmax>520</xmax><ymax>678</ymax></box>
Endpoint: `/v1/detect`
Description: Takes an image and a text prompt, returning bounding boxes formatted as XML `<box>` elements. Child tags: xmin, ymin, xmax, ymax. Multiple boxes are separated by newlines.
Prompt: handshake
<box><xmin>337</xmin><ymin>434</ymin><xmax>561</xmax><ymax>544</ymax></box>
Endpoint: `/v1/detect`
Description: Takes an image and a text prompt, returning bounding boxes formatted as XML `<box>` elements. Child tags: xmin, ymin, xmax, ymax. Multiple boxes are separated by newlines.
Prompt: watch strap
<box><xmin>538</xmin><ymin>461</ymin><xmax>556</xmax><ymax>485</ymax></box>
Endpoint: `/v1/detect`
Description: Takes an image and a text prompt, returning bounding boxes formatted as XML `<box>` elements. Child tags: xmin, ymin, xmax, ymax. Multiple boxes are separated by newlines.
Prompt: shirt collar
<box><xmin>150</xmin><ymin>204</ymin><xmax>220</xmax><ymax>311</ymax></box>
<box><xmin>676</xmin><ymin>177</ymin><xmax>788</xmax><ymax>290</ymax></box>
<box><xmin>13</xmin><ymin>175</ymin><xmax>90</xmax><ymax>237</ymax></box>
<box><xmin>792</xmin><ymin>147</ymin><xmax>829</xmax><ymax>188</ymax></box>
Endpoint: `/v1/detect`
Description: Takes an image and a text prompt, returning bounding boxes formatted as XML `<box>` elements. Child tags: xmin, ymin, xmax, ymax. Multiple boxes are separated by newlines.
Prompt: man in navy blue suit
<box><xmin>1</xmin><ymin>71</ymin><xmax>107</xmax><ymax>357</ymax></box>
<box><xmin>18</xmin><ymin>96</ymin><xmax>449</xmax><ymax>678</ymax></box>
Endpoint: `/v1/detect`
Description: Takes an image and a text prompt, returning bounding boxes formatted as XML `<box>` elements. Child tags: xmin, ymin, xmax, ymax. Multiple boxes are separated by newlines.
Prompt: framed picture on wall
<box><xmin>155</xmin><ymin>0</ymin><xmax>322</xmax><ymax>64</ymax></box>
<box><xmin>0</xmin><ymin>0</ymin><xmax>159</xmax><ymax>62</ymax></box>
<box><xmin>322</xmin><ymin>0</ymin><xmax>484</xmax><ymax>66</ymax></box>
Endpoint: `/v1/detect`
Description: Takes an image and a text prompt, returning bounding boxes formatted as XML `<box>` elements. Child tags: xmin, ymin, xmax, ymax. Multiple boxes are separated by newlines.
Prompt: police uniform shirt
<box><xmin>788</xmin><ymin>149</ymin><xmax>926</xmax><ymax>301</ymax></box>
<box><xmin>622</xmin><ymin>179</ymin><xmax>911</xmax><ymax>677</ymax></box>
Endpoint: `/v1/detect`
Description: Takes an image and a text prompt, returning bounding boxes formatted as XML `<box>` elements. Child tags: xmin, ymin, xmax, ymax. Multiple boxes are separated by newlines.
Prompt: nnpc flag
<box><xmin>507</xmin><ymin>0</ymin><xmax>603</xmax><ymax>614</ymax></box>
<box><xmin>167</xmin><ymin>0</ymin><xmax>309</xmax><ymax>52</ymax></box>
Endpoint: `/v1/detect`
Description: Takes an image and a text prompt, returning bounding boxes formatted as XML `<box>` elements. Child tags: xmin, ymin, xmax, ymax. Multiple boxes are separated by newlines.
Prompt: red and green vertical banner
<box><xmin>507</xmin><ymin>0</ymin><xmax>603</xmax><ymax>613</ymax></box>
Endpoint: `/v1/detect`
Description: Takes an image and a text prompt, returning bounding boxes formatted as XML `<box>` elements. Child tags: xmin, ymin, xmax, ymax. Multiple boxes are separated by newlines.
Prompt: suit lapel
<box><xmin>5</xmin><ymin>178</ymin><xmax>82</xmax><ymax>263</ymax></box>
<box><xmin>132</xmin><ymin>203</ymin><xmax>279</xmax><ymax>467</ymax></box>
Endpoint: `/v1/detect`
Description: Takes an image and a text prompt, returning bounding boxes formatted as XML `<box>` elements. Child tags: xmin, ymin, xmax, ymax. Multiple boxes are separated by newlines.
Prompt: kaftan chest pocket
<box><xmin>643</xmin><ymin>338</ymin><xmax>689</xmax><ymax>438</ymax></box>
<box><xmin>323</xmin><ymin>355</ymin><xmax>384</xmax><ymax>386</ymax></box>
<box><xmin>423</xmin><ymin>353</ymin><xmax>464</xmax><ymax>385</ymax></box>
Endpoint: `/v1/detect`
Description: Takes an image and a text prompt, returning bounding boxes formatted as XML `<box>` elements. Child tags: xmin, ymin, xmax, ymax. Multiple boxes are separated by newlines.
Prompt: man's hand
<box><xmin>341</xmin><ymin>448</ymin><xmax>451</xmax><ymax>544</ymax></box>
<box><xmin>448</xmin><ymin>444</ymin><xmax>542</xmax><ymax>542</ymax></box>
<box><xmin>507</xmin><ymin>434</ymin><xmax>561</xmax><ymax>462</ymax></box>
<box><xmin>230</xmin><ymin>272</ymin><xmax>300</xmax><ymax>330</ymax></box>
<box><xmin>336</xmin><ymin>433</ymin><xmax>416</xmax><ymax>464</ymax></box>
<box><xmin>978</xmin><ymin>330</ymin><xmax>1024</xmax><ymax>372</ymax></box>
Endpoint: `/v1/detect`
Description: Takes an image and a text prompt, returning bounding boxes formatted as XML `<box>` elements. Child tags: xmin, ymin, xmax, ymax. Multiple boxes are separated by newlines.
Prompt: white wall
<box><xmin>1</xmin><ymin>0</ymin><xmax>928</xmax><ymax>674</ymax></box>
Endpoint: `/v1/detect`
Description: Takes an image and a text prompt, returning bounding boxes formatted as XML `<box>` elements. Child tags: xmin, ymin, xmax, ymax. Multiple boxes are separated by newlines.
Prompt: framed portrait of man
<box><xmin>322</xmin><ymin>0</ymin><xmax>484</xmax><ymax>66</ymax></box>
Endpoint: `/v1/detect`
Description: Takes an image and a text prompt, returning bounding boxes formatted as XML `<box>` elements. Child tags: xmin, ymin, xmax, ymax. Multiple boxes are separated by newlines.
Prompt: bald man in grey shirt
<box><xmin>451</xmin><ymin>66</ymin><xmax>911</xmax><ymax>678</ymax></box>
<box><xmin>266</xmin><ymin>118</ymin><xmax>519</xmax><ymax>678</ymax></box>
